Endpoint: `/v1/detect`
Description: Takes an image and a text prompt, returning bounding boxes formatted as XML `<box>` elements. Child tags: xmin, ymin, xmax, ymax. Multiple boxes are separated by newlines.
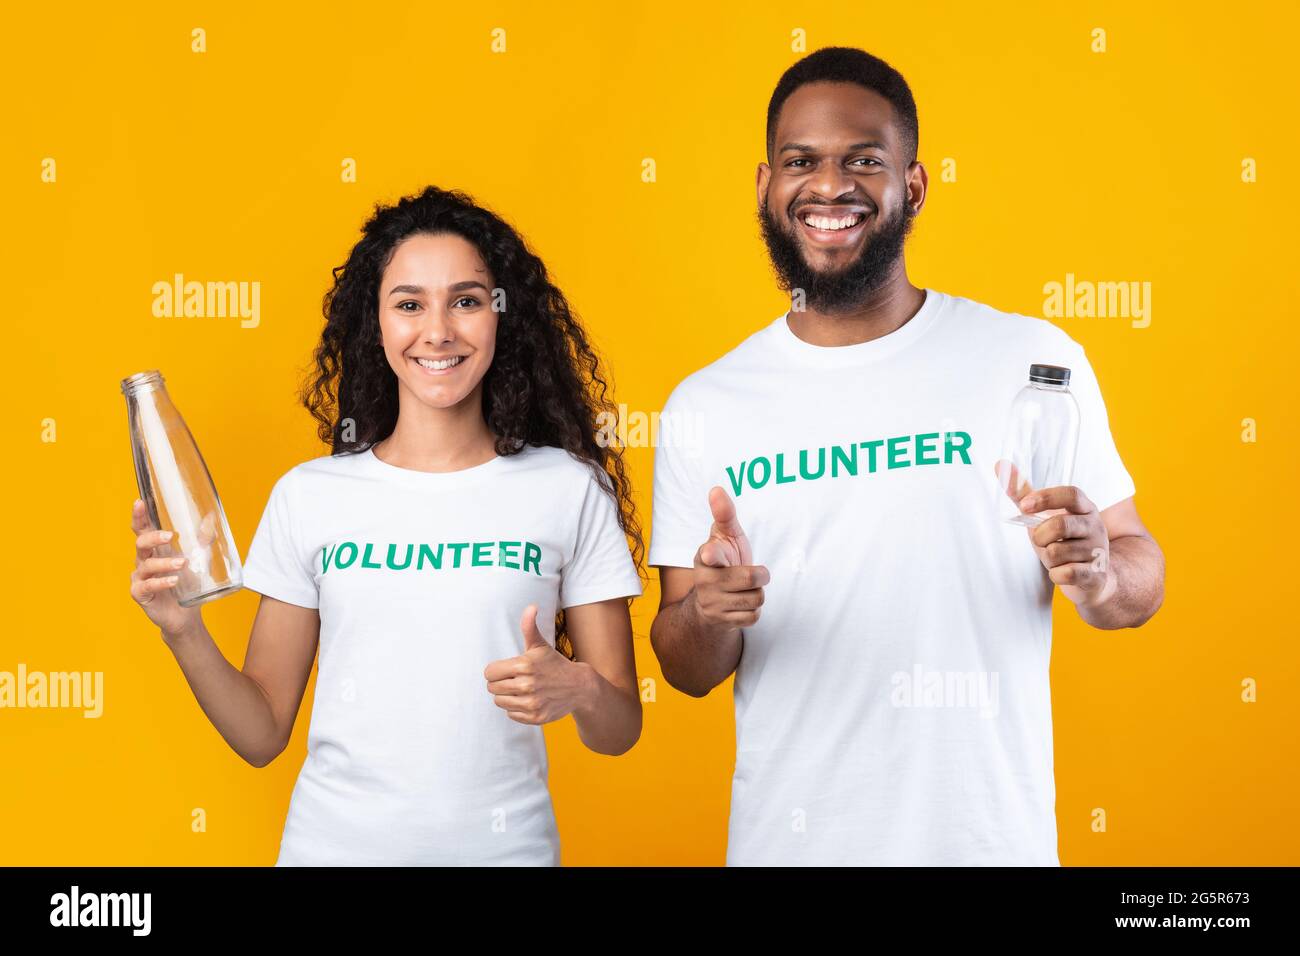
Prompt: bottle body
<box><xmin>122</xmin><ymin>371</ymin><xmax>243</xmax><ymax>606</ymax></box>
<box><xmin>996</xmin><ymin>370</ymin><xmax>1080</xmax><ymax>527</ymax></box>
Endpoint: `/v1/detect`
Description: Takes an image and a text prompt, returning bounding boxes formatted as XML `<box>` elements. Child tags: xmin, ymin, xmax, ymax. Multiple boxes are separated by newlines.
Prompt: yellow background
<box><xmin>2</xmin><ymin>1</ymin><xmax>1296</xmax><ymax>865</ymax></box>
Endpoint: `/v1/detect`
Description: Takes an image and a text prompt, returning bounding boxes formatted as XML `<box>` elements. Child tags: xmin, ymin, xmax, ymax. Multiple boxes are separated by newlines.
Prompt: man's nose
<box><xmin>807</xmin><ymin>164</ymin><xmax>858</xmax><ymax>202</ymax></box>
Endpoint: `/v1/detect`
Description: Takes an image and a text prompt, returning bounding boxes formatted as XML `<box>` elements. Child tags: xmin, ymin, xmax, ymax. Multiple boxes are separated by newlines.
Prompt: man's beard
<box><xmin>758</xmin><ymin>193</ymin><xmax>916</xmax><ymax>313</ymax></box>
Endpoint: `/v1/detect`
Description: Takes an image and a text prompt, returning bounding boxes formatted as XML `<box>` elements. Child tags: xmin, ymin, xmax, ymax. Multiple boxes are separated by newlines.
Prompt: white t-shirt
<box><xmin>649</xmin><ymin>288</ymin><xmax>1135</xmax><ymax>866</ymax></box>
<box><xmin>241</xmin><ymin>442</ymin><xmax>642</xmax><ymax>866</ymax></box>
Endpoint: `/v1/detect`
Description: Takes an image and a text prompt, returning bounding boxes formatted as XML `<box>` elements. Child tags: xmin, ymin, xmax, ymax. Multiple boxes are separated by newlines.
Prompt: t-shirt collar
<box><xmin>768</xmin><ymin>288</ymin><xmax>946</xmax><ymax>366</ymax></box>
<box><xmin>355</xmin><ymin>444</ymin><xmax>513</xmax><ymax>488</ymax></box>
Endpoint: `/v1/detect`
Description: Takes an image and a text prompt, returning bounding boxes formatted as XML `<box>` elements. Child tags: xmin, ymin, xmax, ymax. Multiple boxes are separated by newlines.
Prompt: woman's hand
<box><xmin>483</xmin><ymin>605</ymin><xmax>596</xmax><ymax>725</ymax></box>
<box><xmin>129</xmin><ymin>498</ymin><xmax>201</xmax><ymax>640</ymax></box>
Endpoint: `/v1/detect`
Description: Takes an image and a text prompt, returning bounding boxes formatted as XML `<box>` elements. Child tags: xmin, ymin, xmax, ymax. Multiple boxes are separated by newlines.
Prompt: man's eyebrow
<box><xmin>778</xmin><ymin>140</ymin><xmax>889</xmax><ymax>154</ymax></box>
<box><xmin>386</xmin><ymin>281</ymin><xmax>491</xmax><ymax>296</ymax></box>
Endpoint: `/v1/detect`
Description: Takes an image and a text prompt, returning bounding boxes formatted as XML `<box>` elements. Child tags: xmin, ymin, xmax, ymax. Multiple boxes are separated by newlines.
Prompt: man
<box><xmin>648</xmin><ymin>47</ymin><xmax>1165</xmax><ymax>865</ymax></box>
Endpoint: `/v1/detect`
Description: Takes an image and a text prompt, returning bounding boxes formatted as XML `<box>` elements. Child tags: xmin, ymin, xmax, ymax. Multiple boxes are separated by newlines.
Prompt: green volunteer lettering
<box><xmin>915</xmin><ymin>432</ymin><xmax>940</xmax><ymax>465</ymax></box>
<box><xmin>887</xmin><ymin>436</ymin><xmax>910</xmax><ymax>469</ymax></box>
<box><xmin>799</xmin><ymin>447</ymin><xmax>826</xmax><ymax>481</ymax></box>
<box><xmin>861</xmin><ymin>439</ymin><xmax>883</xmax><ymax>473</ymax></box>
<box><xmin>945</xmin><ymin>431</ymin><xmax>972</xmax><ymax>464</ymax></box>
<box><xmin>831</xmin><ymin>444</ymin><xmax>858</xmax><ymax>477</ymax></box>
<box><xmin>775</xmin><ymin>453</ymin><xmax>795</xmax><ymax>484</ymax></box>
<box><xmin>725</xmin><ymin>463</ymin><xmax>746</xmax><ymax>497</ymax></box>
<box><xmin>318</xmin><ymin>539</ymin><xmax>545</xmax><ymax>577</ymax></box>
<box><xmin>720</xmin><ymin>427</ymin><xmax>974</xmax><ymax>494</ymax></box>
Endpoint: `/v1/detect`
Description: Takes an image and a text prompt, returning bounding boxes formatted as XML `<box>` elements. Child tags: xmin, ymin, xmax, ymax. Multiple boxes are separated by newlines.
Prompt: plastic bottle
<box><xmin>995</xmin><ymin>364</ymin><xmax>1080</xmax><ymax>527</ymax></box>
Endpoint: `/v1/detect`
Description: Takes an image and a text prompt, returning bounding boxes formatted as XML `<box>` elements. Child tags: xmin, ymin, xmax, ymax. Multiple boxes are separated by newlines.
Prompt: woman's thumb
<box><xmin>520</xmin><ymin>604</ymin><xmax>549</xmax><ymax>649</ymax></box>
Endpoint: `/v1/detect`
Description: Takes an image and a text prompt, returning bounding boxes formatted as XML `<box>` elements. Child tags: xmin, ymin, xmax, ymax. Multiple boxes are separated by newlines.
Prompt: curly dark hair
<box><xmin>299</xmin><ymin>184</ymin><xmax>646</xmax><ymax>658</ymax></box>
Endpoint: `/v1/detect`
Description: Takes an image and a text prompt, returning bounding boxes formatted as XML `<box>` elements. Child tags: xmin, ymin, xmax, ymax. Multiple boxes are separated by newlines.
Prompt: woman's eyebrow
<box><xmin>386</xmin><ymin>281</ymin><xmax>491</xmax><ymax>296</ymax></box>
<box><xmin>449</xmin><ymin>281</ymin><xmax>491</xmax><ymax>293</ymax></box>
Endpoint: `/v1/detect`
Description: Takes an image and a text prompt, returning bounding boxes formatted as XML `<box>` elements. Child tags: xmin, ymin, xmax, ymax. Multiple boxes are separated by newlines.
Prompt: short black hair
<box><xmin>765</xmin><ymin>47</ymin><xmax>919</xmax><ymax>166</ymax></box>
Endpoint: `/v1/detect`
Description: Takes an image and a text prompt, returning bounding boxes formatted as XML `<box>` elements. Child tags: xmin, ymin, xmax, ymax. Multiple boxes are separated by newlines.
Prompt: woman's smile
<box><xmin>410</xmin><ymin>354</ymin><xmax>468</xmax><ymax>375</ymax></box>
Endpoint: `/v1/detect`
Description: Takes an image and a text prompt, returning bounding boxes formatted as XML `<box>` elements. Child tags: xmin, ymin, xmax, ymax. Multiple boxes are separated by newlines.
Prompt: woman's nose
<box><xmin>421</xmin><ymin>308</ymin><xmax>455</xmax><ymax>344</ymax></box>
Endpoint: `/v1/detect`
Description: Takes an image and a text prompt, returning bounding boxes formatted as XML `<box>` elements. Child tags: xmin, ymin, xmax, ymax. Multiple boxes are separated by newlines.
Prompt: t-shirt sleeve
<box><xmin>1065</xmin><ymin>343</ymin><xmax>1136</xmax><ymax>514</ymax></box>
<box><xmin>647</xmin><ymin>383</ymin><xmax>711</xmax><ymax>568</ymax></box>
<box><xmin>558</xmin><ymin>468</ymin><xmax>643</xmax><ymax>609</ymax></box>
<box><xmin>241</xmin><ymin>467</ymin><xmax>320</xmax><ymax>610</ymax></box>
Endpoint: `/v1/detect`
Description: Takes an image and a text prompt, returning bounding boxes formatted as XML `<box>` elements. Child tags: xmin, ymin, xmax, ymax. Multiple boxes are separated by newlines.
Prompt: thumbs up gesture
<box><xmin>519</xmin><ymin>603</ymin><xmax>551</xmax><ymax>652</ymax></box>
<box><xmin>484</xmin><ymin>604</ymin><xmax>591</xmax><ymax>725</ymax></box>
<box><xmin>691</xmin><ymin>486</ymin><xmax>769</xmax><ymax>630</ymax></box>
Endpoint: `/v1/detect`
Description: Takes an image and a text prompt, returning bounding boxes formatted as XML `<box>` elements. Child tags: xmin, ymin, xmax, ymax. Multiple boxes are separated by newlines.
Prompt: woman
<box><xmin>128</xmin><ymin>185</ymin><xmax>646</xmax><ymax>865</ymax></box>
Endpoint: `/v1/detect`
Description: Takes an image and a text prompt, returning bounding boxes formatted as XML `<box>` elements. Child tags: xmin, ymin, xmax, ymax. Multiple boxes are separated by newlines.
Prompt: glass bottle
<box><xmin>995</xmin><ymin>364</ymin><xmax>1080</xmax><ymax>527</ymax></box>
<box><xmin>121</xmin><ymin>370</ymin><xmax>243</xmax><ymax>606</ymax></box>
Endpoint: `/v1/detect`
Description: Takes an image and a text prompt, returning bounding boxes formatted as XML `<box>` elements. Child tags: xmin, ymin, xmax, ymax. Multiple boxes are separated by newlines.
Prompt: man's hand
<box><xmin>995</xmin><ymin>460</ymin><xmax>1116</xmax><ymax>610</ymax></box>
<box><xmin>994</xmin><ymin>460</ymin><xmax>1164</xmax><ymax>629</ymax></box>
<box><xmin>691</xmin><ymin>486</ymin><xmax>769</xmax><ymax>629</ymax></box>
<box><xmin>484</xmin><ymin>604</ymin><xmax>596</xmax><ymax>725</ymax></box>
<box><xmin>1019</xmin><ymin>485</ymin><xmax>1117</xmax><ymax>610</ymax></box>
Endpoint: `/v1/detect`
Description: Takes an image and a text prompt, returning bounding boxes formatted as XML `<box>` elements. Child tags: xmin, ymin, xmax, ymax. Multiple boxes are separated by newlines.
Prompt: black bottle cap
<box><xmin>1029</xmin><ymin>364</ymin><xmax>1071</xmax><ymax>385</ymax></box>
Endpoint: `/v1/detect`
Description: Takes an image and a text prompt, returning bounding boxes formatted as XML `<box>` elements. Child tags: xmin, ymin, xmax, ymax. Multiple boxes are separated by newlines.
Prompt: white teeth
<box><xmin>804</xmin><ymin>213</ymin><xmax>864</xmax><ymax>231</ymax></box>
<box><xmin>415</xmin><ymin>356</ymin><xmax>463</xmax><ymax>370</ymax></box>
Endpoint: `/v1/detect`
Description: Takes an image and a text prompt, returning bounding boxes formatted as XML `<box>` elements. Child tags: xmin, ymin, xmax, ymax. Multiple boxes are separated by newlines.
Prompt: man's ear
<box><xmin>907</xmin><ymin>159</ymin><xmax>929</xmax><ymax>215</ymax></box>
<box><xmin>756</xmin><ymin>162</ymin><xmax>771</xmax><ymax>210</ymax></box>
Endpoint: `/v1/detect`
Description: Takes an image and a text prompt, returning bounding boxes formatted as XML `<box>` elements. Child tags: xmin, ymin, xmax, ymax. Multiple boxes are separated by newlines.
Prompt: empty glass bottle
<box><xmin>995</xmin><ymin>364</ymin><xmax>1080</xmax><ymax>527</ymax></box>
<box><xmin>122</xmin><ymin>370</ymin><xmax>243</xmax><ymax>606</ymax></box>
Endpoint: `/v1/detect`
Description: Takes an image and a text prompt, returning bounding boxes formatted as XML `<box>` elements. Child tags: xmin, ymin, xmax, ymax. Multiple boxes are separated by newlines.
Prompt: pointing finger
<box><xmin>708</xmin><ymin>486</ymin><xmax>746</xmax><ymax>539</ymax></box>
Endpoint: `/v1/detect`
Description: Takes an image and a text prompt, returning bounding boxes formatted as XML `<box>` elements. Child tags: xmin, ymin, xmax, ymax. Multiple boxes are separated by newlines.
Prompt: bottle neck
<box><xmin>121</xmin><ymin>371</ymin><xmax>165</xmax><ymax>397</ymax></box>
